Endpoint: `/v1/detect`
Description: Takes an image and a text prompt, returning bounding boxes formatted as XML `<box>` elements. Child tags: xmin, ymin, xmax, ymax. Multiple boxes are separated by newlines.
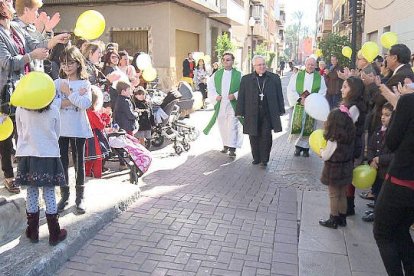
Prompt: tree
<box><xmin>254</xmin><ymin>42</ymin><xmax>268</xmax><ymax>57</ymax></box>
<box><xmin>284</xmin><ymin>23</ymin><xmax>299</xmax><ymax>60</ymax></box>
<box><xmin>253</xmin><ymin>42</ymin><xmax>276</xmax><ymax>69</ymax></box>
<box><xmin>215</xmin><ymin>33</ymin><xmax>235</xmax><ymax>61</ymax></box>
<box><xmin>319</xmin><ymin>33</ymin><xmax>352</xmax><ymax>67</ymax></box>
<box><xmin>293</xmin><ymin>11</ymin><xmax>303</xmax><ymax>61</ymax></box>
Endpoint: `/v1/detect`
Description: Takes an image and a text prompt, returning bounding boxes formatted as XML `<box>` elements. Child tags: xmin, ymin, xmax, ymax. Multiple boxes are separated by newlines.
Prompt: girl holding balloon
<box><xmin>361</xmin><ymin>102</ymin><xmax>394</xmax><ymax>222</ymax></box>
<box><xmin>14</xmin><ymin>101</ymin><xmax>68</xmax><ymax>246</ymax></box>
<box><xmin>319</xmin><ymin>107</ymin><xmax>356</xmax><ymax>229</ymax></box>
<box><xmin>339</xmin><ymin>77</ymin><xmax>367</xmax><ymax>216</ymax></box>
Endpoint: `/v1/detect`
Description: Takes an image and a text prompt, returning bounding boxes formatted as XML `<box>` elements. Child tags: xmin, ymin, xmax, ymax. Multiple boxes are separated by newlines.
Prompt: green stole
<box><xmin>291</xmin><ymin>71</ymin><xmax>321</xmax><ymax>136</ymax></box>
<box><xmin>203</xmin><ymin>68</ymin><xmax>242</xmax><ymax>135</ymax></box>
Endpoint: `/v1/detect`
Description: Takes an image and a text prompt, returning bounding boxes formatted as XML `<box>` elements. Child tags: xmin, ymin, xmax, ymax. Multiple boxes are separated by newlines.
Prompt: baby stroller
<box><xmin>107</xmin><ymin>131</ymin><xmax>152</xmax><ymax>184</ymax></box>
<box><xmin>151</xmin><ymin>99</ymin><xmax>191</xmax><ymax>155</ymax></box>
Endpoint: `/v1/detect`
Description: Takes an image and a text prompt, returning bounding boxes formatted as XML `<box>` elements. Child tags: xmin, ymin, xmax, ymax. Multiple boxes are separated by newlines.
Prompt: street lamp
<box><xmin>248</xmin><ymin>16</ymin><xmax>255</xmax><ymax>72</ymax></box>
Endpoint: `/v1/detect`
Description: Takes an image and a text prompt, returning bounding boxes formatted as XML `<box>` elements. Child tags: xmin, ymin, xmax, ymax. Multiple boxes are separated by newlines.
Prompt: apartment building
<box><xmin>316</xmin><ymin>0</ymin><xmax>333</xmax><ymax>43</ymax></box>
<box><xmin>43</xmin><ymin>0</ymin><xmax>284</xmax><ymax>87</ymax></box>
<box><xmin>363</xmin><ymin>0</ymin><xmax>414</xmax><ymax>53</ymax></box>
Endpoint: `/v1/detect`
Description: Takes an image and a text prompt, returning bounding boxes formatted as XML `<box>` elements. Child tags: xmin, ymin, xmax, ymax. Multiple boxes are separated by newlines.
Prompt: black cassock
<box><xmin>236</xmin><ymin>71</ymin><xmax>285</xmax><ymax>163</ymax></box>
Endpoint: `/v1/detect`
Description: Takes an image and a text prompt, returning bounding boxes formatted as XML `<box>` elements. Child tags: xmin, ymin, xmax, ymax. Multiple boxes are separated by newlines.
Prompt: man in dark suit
<box><xmin>362</xmin><ymin>43</ymin><xmax>414</xmax><ymax>136</ymax></box>
<box><xmin>236</xmin><ymin>55</ymin><xmax>285</xmax><ymax>167</ymax></box>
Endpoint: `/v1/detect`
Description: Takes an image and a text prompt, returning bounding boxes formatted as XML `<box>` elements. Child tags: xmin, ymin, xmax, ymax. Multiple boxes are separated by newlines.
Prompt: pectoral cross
<box><xmin>259</xmin><ymin>93</ymin><xmax>264</xmax><ymax>101</ymax></box>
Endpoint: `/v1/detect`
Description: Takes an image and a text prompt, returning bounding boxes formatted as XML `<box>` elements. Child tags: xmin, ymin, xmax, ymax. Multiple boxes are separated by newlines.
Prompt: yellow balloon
<box><xmin>380</xmin><ymin>32</ymin><xmax>398</xmax><ymax>49</ymax></box>
<box><xmin>309</xmin><ymin>129</ymin><xmax>327</xmax><ymax>155</ymax></box>
<box><xmin>11</xmin><ymin>72</ymin><xmax>56</xmax><ymax>110</ymax></box>
<box><xmin>342</xmin><ymin>46</ymin><xmax>352</xmax><ymax>59</ymax></box>
<box><xmin>361</xmin><ymin>41</ymin><xmax>379</xmax><ymax>63</ymax></box>
<box><xmin>0</xmin><ymin>114</ymin><xmax>13</xmax><ymax>141</ymax></box>
<box><xmin>315</xmin><ymin>49</ymin><xmax>322</xmax><ymax>57</ymax></box>
<box><xmin>75</xmin><ymin>10</ymin><xmax>105</xmax><ymax>40</ymax></box>
<box><xmin>142</xmin><ymin>67</ymin><xmax>157</xmax><ymax>82</ymax></box>
<box><xmin>353</xmin><ymin>164</ymin><xmax>377</xmax><ymax>189</ymax></box>
<box><xmin>74</xmin><ymin>27</ymin><xmax>85</xmax><ymax>38</ymax></box>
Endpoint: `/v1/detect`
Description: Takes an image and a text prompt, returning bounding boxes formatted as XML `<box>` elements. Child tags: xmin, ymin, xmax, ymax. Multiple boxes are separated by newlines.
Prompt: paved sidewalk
<box><xmin>58</xmin><ymin>141</ymin><xmax>306</xmax><ymax>276</ymax></box>
<box><xmin>299</xmin><ymin>191</ymin><xmax>387</xmax><ymax>276</ymax></box>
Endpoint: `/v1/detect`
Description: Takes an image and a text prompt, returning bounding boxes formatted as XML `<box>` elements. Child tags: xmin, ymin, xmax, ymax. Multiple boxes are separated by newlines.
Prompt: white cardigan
<box><xmin>15</xmin><ymin>105</ymin><xmax>61</xmax><ymax>157</ymax></box>
<box><xmin>54</xmin><ymin>78</ymin><xmax>93</xmax><ymax>138</ymax></box>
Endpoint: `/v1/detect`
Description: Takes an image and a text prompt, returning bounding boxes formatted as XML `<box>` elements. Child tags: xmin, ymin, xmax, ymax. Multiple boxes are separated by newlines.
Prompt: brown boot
<box><xmin>26</xmin><ymin>210</ymin><xmax>39</xmax><ymax>243</ymax></box>
<box><xmin>46</xmin><ymin>213</ymin><xmax>67</xmax><ymax>246</ymax></box>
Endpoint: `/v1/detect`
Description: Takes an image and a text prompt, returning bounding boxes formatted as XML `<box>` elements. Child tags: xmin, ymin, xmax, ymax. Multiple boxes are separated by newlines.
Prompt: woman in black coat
<box><xmin>373</xmin><ymin>93</ymin><xmax>414</xmax><ymax>276</ymax></box>
<box><xmin>236</xmin><ymin>56</ymin><xmax>285</xmax><ymax>166</ymax></box>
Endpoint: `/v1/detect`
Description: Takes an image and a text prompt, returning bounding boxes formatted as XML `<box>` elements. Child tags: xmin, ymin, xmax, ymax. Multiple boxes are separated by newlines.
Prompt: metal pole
<box><xmin>251</xmin><ymin>27</ymin><xmax>254</xmax><ymax>73</ymax></box>
<box><xmin>351</xmin><ymin>0</ymin><xmax>357</xmax><ymax>68</ymax></box>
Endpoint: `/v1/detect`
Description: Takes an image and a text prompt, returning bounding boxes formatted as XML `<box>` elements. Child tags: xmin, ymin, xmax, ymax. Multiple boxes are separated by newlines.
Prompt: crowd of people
<box><xmin>0</xmin><ymin>0</ymin><xmax>412</xmax><ymax>273</ymax></box>
<box><xmin>0</xmin><ymin>0</ymin><xmax>157</xmax><ymax>246</ymax></box>
<box><xmin>289</xmin><ymin>45</ymin><xmax>414</xmax><ymax>275</ymax></box>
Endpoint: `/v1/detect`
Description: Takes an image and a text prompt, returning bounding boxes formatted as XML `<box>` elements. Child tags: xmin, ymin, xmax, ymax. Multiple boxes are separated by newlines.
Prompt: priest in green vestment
<box><xmin>204</xmin><ymin>52</ymin><xmax>243</xmax><ymax>157</ymax></box>
<box><xmin>287</xmin><ymin>57</ymin><xmax>327</xmax><ymax>157</ymax></box>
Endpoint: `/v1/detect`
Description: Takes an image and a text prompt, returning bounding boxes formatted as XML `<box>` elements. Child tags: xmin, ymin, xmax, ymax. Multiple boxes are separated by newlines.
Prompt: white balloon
<box><xmin>193</xmin><ymin>52</ymin><xmax>204</xmax><ymax>63</ymax></box>
<box><xmin>192</xmin><ymin>91</ymin><xmax>203</xmax><ymax>110</ymax></box>
<box><xmin>136</xmin><ymin>53</ymin><xmax>152</xmax><ymax>70</ymax></box>
<box><xmin>304</xmin><ymin>93</ymin><xmax>330</xmax><ymax>121</ymax></box>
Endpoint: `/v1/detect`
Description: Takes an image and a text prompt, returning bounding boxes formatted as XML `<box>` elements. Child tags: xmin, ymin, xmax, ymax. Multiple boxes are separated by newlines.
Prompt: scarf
<box><xmin>203</xmin><ymin>68</ymin><xmax>242</xmax><ymax>135</ymax></box>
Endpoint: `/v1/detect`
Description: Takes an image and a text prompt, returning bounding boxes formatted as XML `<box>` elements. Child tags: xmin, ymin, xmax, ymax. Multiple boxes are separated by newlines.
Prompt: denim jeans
<box><xmin>59</xmin><ymin>137</ymin><xmax>86</xmax><ymax>187</ymax></box>
<box><xmin>373</xmin><ymin>179</ymin><xmax>414</xmax><ymax>276</ymax></box>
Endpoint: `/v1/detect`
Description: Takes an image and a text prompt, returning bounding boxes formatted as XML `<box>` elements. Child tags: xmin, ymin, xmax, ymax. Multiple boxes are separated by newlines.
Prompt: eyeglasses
<box><xmin>61</xmin><ymin>61</ymin><xmax>77</xmax><ymax>68</ymax></box>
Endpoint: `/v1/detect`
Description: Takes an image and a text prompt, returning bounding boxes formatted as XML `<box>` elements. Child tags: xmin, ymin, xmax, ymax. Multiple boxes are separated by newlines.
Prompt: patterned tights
<box><xmin>26</xmin><ymin>186</ymin><xmax>57</xmax><ymax>214</ymax></box>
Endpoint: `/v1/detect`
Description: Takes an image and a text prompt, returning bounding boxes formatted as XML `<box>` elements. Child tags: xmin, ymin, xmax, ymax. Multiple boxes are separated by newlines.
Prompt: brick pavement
<box><xmin>58</xmin><ymin>146</ymin><xmax>306</xmax><ymax>276</ymax></box>
<box><xmin>57</xmin><ymin>72</ymin><xmax>324</xmax><ymax>276</ymax></box>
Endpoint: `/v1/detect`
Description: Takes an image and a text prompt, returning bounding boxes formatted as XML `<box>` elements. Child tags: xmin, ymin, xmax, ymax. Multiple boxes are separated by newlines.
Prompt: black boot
<box><xmin>346</xmin><ymin>197</ymin><xmax>355</xmax><ymax>216</ymax></box>
<box><xmin>319</xmin><ymin>215</ymin><xmax>339</xmax><ymax>229</ymax></box>
<box><xmin>57</xmin><ymin>186</ymin><xmax>70</xmax><ymax>212</ymax></box>
<box><xmin>75</xmin><ymin>186</ymin><xmax>86</xmax><ymax>214</ymax></box>
<box><xmin>220</xmin><ymin>146</ymin><xmax>229</xmax><ymax>154</ymax></box>
<box><xmin>26</xmin><ymin>210</ymin><xmax>39</xmax><ymax>243</ymax></box>
<box><xmin>294</xmin><ymin>146</ymin><xmax>302</xmax><ymax>156</ymax></box>
<box><xmin>302</xmin><ymin>148</ymin><xmax>310</xmax><ymax>157</ymax></box>
<box><xmin>338</xmin><ymin>213</ymin><xmax>347</xmax><ymax>227</ymax></box>
<box><xmin>228</xmin><ymin>148</ymin><xmax>236</xmax><ymax>157</ymax></box>
<box><xmin>46</xmin><ymin>213</ymin><xmax>67</xmax><ymax>246</ymax></box>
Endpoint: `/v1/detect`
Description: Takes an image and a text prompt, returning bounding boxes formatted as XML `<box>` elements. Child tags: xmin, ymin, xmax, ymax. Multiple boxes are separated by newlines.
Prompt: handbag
<box><xmin>0</xmin><ymin>60</ymin><xmax>16</xmax><ymax>117</ymax></box>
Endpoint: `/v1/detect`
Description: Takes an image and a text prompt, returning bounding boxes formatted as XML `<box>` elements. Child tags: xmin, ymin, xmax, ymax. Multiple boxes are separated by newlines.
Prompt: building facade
<box><xmin>329</xmin><ymin>0</ymin><xmax>365</xmax><ymax>49</ymax></box>
<box><xmin>43</xmin><ymin>0</ymin><xmax>284</xmax><ymax>88</ymax></box>
<box><xmin>363</xmin><ymin>0</ymin><xmax>414</xmax><ymax>53</ymax></box>
<box><xmin>316</xmin><ymin>0</ymin><xmax>333</xmax><ymax>43</ymax></box>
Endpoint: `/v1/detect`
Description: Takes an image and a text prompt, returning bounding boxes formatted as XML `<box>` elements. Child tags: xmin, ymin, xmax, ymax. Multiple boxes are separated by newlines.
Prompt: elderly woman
<box><xmin>318</xmin><ymin>60</ymin><xmax>327</xmax><ymax>77</ymax></box>
<box><xmin>0</xmin><ymin>0</ymin><xmax>69</xmax><ymax>193</ymax></box>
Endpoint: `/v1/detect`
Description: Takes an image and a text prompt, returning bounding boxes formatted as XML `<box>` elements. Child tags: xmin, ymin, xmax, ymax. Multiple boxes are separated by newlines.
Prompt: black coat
<box><xmin>386</xmin><ymin>93</ymin><xmax>414</xmax><ymax>181</ymax></box>
<box><xmin>236</xmin><ymin>72</ymin><xmax>285</xmax><ymax>136</ymax></box>
<box><xmin>134</xmin><ymin>100</ymin><xmax>155</xmax><ymax>131</ymax></box>
<box><xmin>367</xmin><ymin>127</ymin><xmax>393</xmax><ymax>179</ymax></box>
<box><xmin>114</xmin><ymin>95</ymin><xmax>138</xmax><ymax>132</ymax></box>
